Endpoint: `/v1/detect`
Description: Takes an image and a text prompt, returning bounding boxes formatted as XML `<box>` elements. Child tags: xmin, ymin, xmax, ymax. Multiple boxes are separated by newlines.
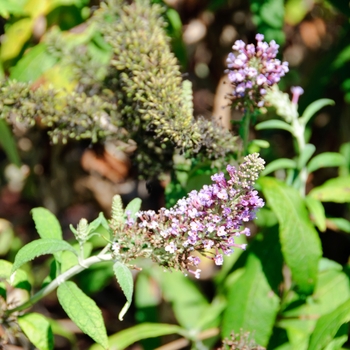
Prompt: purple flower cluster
<box><xmin>226</xmin><ymin>34</ymin><xmax>289</xmax><ymax>110</ymax></box>
<box><xmin>113</xmin><ymin>153</ymin><xmax>265</xmax><ymax>279</ymax></box>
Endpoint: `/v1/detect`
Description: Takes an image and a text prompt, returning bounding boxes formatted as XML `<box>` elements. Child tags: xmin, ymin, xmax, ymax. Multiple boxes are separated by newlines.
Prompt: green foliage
<box><xmin>57</xmin><ymin>281</ymin><xmax>108</xmax><ymax>349</ymax></box>
<box><xmin>260</xmin><ymin>177</ymin><xmax>322</xmax><ymax>295</ymax></box>
<box><xmin>18</xmin><ymin>313</ymin><xmax>54</xmax><ymax>350</ymax></box>
<box><xmin>11</xmin><ymin>238</ymin><xmax>77</xmax><ymax>273</ymax></box>
<box><xmin>113</xmin><ymin>261</ymin><xmax>134</xmax><ymax>321</ymax></box>
<box><xmin>0</xmin><ymin>119</ymin><xmax>21</xmax><ymax>167</ymax></box>
<box><xmin>31</xmin><ymin>207</ymin><xmax>62</xmax><ymax>240</ymax></box>
<box><xmin>309</xmin><ymin>176</ymin><xmax>350</xmax><ymax>203</ymax></box>
<box><xmin>222</xmin><ymin>254</ymin><xmax>280</xmax><ymax>346</ymax></box>
<box><xmin>90</xmin><ymin>323</ymin><xmax>187</xmax><ymax>350</ymax></box>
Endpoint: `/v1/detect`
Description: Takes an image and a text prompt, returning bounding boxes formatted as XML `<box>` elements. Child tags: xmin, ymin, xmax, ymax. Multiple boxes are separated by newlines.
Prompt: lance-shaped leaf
<box><xmin>57</xmin><ymin>281</ymin><xmax>108</xmax><ymax>349</ymax></box>
<box><xmin>255</xmin><ymin>119</ymin><xmax>293</xmax><ymax>133</ymax></box>
<box><xmin>307</xmin><ymin>152</ymin><xmax>345</xmax><ymax>174</ymax></box>
<box><xmin>308</xmin><ymin>176</ymin><xmax>350</xmax><ymax>203</ymax></box>
<box><xmin>90</xmin><ymin>323</ymin><xmax>187</xmax><ymax>350</ymax></box>
<box><xmin>31</xmin><ymin>208</ymin><xmax>62</xmax><ymax>240</ymax></box>
<box><xmin>308</xmin><ymin>299</ymin><xmax>350</xmax><ymax>350</ymax></box>
<box><xmin>0</xmin><ymin>119</ymin><xmax>21</xmax><ymax>167</ymax></box>
<box><xmin>300</xmin><ymin>99</ymin><xmax>334</xmax><ymax>126</ymax></box>
<box><xmin>113</xmin><ymin>261</ymin><xmax>134</xmax><ymax>321</ymax></box>
<box><xmin>262</xmin><ymin>158</ymin><xmax>297</xmax><ymax>176</ymax></box>
<box><xmin>305</xmin><ymin>196</ymin><xmax>326</xmax><ymax>232</ymax></box>
<box><xmin>259</xmin><ymin>177</ymin><xmax>322</xmax><ymax>295</ymax></box>
<box><xmin>11</xmin><ymin>239</ymin><xmax>77</xmax><ymax>274</ymax></box>
<box><xmin>222</xmin><ymin>253</ymin><xmax>280</xmax><ymax>346</ymax></box>
<box><xmin>18</xmin><ymin>313</ymin><xmax>54</xmax><ymax>350</ymax></box>
<box><xmin>124</xmin><ymin>198</ymin><xmax>142</xmax><ymax>221</ymax></box>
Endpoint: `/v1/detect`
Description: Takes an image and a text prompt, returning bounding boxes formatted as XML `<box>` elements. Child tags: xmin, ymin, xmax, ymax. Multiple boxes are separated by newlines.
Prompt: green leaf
<box><xmin>309</xmin><ymin>176</ymin><xmax>350</xmax><ymax>203</ymax></box>
<box><xmin>259</xmin><ymin>177</ymin><xmax>322</xmax><ymax>295</ymax></box>
<box><xmin>124</xmin><ymin>198</ymin><xmax>142</xmax><ymax>221</ymax></box>
<box><xmin>326</xmin><ymin>217</ymin><xmax>350</xmax><ymax>233</ymax></box>
<box><xmin>9</xmin><ymin>43</ymin><xmax>57</xmax><ymax>82</ymax></box>
<box><xmin>304</xmin><ymin>196</ymin><xmax>326</xmax><ymax>232</ymax></box>
<box><xmin>31</xmin><ymin>208</ymin><xmax>62</xmax><ymax>240</ymax></box>
<box><xmin>0</xmin><ymin>0</ymin><xmax>27</xmax><ymax>18</ymax></box>
<box><xmin>154</xmin><ymin>268</ymin><xmax>209</xmax><ymax>330</ymax></box>
<box><xmin>300</xmin><ymin>99</ymin><xmax>335</xmax><ymax>126</ymax></box>
<box><xmin>89</xmin><ymin>323</ymin><xmax>187</xmax><ymax>350</ymax></box>
<box><xmin>11</xmin><ymin>239</ymin><xmax>77</xmax><ymax>273</ymax></box>
<box><xmin>308</xmin><ymin>299</ymin><xmax>350</xmax><ymax>350</ymax></box>
<box><xmin>339</xmin><ymin>142</ymin><xmax>350</xmax><ymax>177</ymax></box>
<box><xmin>0</xmin><ymin>18</ymin><xmax>34</xmax><ymax>62</ymax></box>
<box><xmin>222</xmin><ymin>253</ymin><xmax>280</xmax><ymax>346</ymax></box>
<box><xmin>0</xmin><ymin>218</ymin><xmax>14</xmax><ymax>255</ymax></box>
<box><xmin>18</xmin><ymin>313</ymin><xmax>53</xmax><ymax>350</ymax></box>
<box><xmin>307</xmin><ymin>153</ymin><xmax>345</xmax><ymax>174</ymax></box>
<box><xmin>57</xmin><ymin>281</ymin><xmax>108</xmax><ymax>349</ymax></box>
<box><xmin>255</xmin><ymin>119</ymin><xmax>293</xmax><ymax>133</ymax></box>
<box><xmin>262</xmin><ymin>158</ymin><xmax>297</xmax><ymax>176</ymax></box>
<box><xmin>0</xmin><ymin>259</ymin><xmax>31</xmax><ymax>291</ymax></box>
<box><xmin>113</xmin><ymin>262</ymin><xmax>134</xmax><ymax>321</ymax></box>
<box><xmin>0</xmin><ymin>119</ymin><xmax>21</xmax><ymax>167</ymax></box>
<box><xmin>250</xmin><ymin>139</ymin><xmax>270</xmax><ymax>148</ymax></box>
<box><xmin>298</xmin><ymin>143</ymin><xmax>316</xmax><ymax>169</ymax></box>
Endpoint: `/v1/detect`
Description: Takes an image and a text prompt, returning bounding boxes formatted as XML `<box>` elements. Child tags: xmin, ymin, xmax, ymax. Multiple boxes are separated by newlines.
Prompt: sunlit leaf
<box><xmin>304</xmin><ymin>196</ymin><xmax>326</xmax><ymax>232</ymax></box>
<box><xmin>9</xmin><ymin>44</ymin><xmax>57</xmax><ymax>82</ymax></box>
<box><xmin>309</xmin><ymin>176</ymin><xmax>350</xmax><ymax>203</ymax></box>
<box><xmin>57</xmin><ymin>281</ymin><xmax>108</xmax><ymax>349</ymax></box>
<box><xmin>307</xmin><ymin>153</ymin><xmax>345</xmax><ymax>174</ymax></box>
<box><xmin>31</xmin><ymin>208</ymin><xmax>62</xmax><ymax>240</ymax></box>
<box><xmin>260</xmin><ymin>177</ymin><xmax>322</xmax><ymax>295</ymax></box>
<box><xmin>308</xmin><ymin>299</ymin><xmax>350</xmax><ymax>350</ymax></box>
<box><xmin>18</xmin><ymin>313</ymin><xmax>53</xmax><ymax>350</ymax></box>
<box><xmin>113</xmin><ymin>262</ymin><xmax>134</xmax><ymax>321</ymax></box>
<box><xmin>222</xmin><ymin>253</ymin><xmax>280</xmax><ymax>346</ymax></box>
<box><xmin>11</xmin><ymin>239</ymin><xmax>77</xmax><ymax>273</ymax></box>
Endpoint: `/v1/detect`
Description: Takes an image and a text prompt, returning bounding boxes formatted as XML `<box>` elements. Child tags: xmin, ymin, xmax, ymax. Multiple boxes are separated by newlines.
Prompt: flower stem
<box><xmin>6</xmin><ymin>252</ymin><xmax>113</xmax><ymax>316</ymax></box>
<box><xmin>241</xmin><ymin>110</ymin><xmax>251</xmax><ymax>155</ymax></box>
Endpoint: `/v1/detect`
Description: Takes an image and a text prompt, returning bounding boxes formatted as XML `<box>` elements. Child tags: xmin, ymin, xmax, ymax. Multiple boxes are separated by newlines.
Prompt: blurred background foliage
<box><xmin>0</xmin><ymin>0</ymin><xmax>350</xmax><ymax>349</ymax></box>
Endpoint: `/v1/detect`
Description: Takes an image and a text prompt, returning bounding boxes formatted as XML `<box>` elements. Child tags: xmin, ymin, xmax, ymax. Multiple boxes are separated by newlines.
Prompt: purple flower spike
<box><xmin>111</xmin><ymin>154</ymin><xmax>265</xmax><ymax>279</ymax></box>
<box><xmin>225</xmin><ymin>33</ymin><xmax>289</xmax><ymax>110</ymax></box>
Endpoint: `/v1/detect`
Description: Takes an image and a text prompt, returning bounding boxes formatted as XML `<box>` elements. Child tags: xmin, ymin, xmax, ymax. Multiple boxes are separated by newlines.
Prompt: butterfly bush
<box><xmin>110</xmin><ymin>153</ymin><xmax>265</xmax><ymax>278</ymax></box>
<box><xmin>226</xmin><ymin>34</ymin><xmax>289</xmax><ymax>110</ymax></box>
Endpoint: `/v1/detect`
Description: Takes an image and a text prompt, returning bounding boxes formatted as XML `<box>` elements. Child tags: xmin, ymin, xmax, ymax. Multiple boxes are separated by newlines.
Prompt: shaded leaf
<box><xmin>222</xmin><ymin>253</ymin><xmax>280</xmax><ymax>346</ymax></box>
<box><xmin>259</xmin><ymin>177</ymin><xmax>322</xmax><ymax>295</ymax></box>
<box><xmin>90</xmin><ymin>323</ymin><xmax>187</xmax><ymax>350</ymax></box>
<box><xmin>255</xmin><ymin>119</ymin><xmax>293</xmax><ymax>133</ymax></box>
<box><xmin>262</xmin><ymin>158</ymin><xmax>297</xmax><ymax>176</ymax></box>
<box><xmin>18</xmin><ymin>313</ymin><xmax>53</xmax><ymax>350</ymax></box>
<box><xmin>57</xmin><ymin>281</ymin><xmax>108</xmax><ymax>349</ymax></box>
<box><xmin>307</xmin><ymin>152</ymin><xmax>345</xmax><ymax>174</ymax></box>
<box><xmin>300</xmin><ymin>99</ymin><xmax>335</xmax><ymax>126</ymax></box>
<box><xmin>0</xmin><ymin>120</ymin><xmax>21</xmax><ymax>167</ymax></box>
<box><xmin>113</xmin><ymin>262</ymin><xmax>134</xmax><ymax>321</ymax></box>
<box><xmin>298</xmin><ymin>143</ymin><xmax>316</xmax><ymax>169</ymax></box>
<box><xmin>11</xmin><ymin>239</ymin><xmax>77</xmax><ymax>273</ymax></box>
<box><xmin>124</xmin><ymin>198</ymin><xmax>142</xmax><ymax>221</ymax></box>
<box><xmin>31</xmin><ymin>208</ymin><xmax>62</xmax><ymax>240</ymax></box>
<box><xmin>309</xmin><ymin>177</ymin><xmax>350</xmax><ymax>203</ymax></box>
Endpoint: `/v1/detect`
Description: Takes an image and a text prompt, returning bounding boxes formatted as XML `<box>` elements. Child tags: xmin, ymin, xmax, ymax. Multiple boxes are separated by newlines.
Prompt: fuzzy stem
<box><xmin>6</xmin><ymin>252</ymin><xmax>113</xmax><ymax>316</ymax></box>
<box><xmin>241</xmin><ymin>110</ymin><xmax>251</xmax><ymax>155</ymax></box>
